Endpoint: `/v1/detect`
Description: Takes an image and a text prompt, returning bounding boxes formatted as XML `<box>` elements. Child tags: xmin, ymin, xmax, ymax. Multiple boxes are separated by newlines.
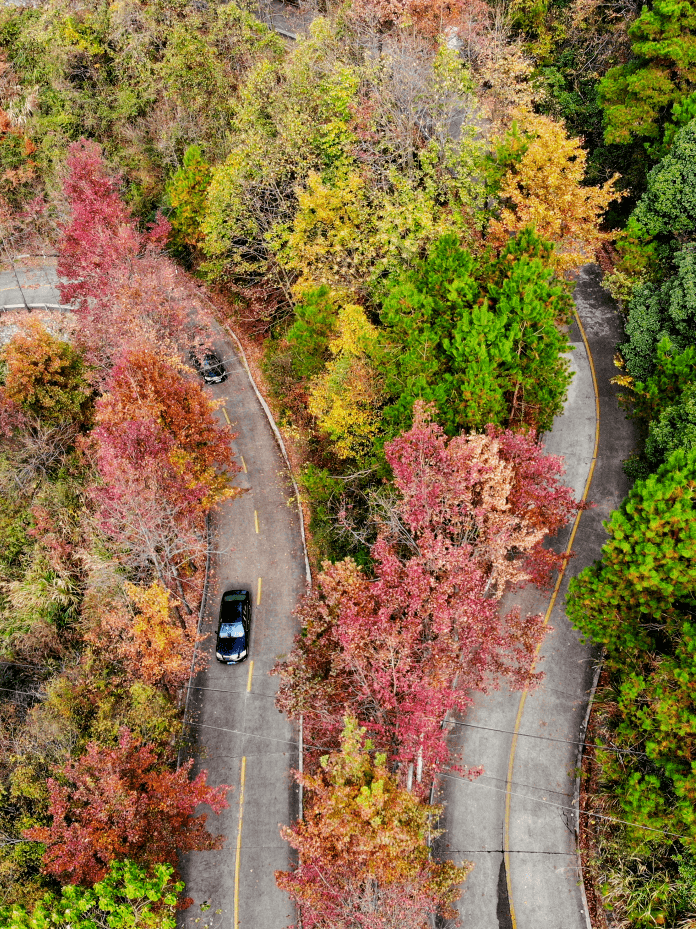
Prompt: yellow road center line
<box><xmin>254</xmin><ymin>510</ymin><xmax>259</xmax><ymax>534</ymax></box>
<box><xmin>257</xmin><ymin>577</ymin><xmax>262</xmax><ymax>605</ymax></box>
<box><xmin>240</xmin><ymin>455</ymin><xmax>247</xmax><ymax>473</ymax></box>
<box><xmin>247</xmin><ymin>660</ymin><xmax>254</xmax><ymax>693</ymax></box>
<box><xmin>234</xmin><ymin>756</ymin><xmax>246</xmax><ymax>929</ymax></box>
<box><xmin>503</xmin><ymin>309</ymin><xmax>601</xmax><ymax>927</ymax></box>
<box><xmin>223</xmin><ymin>406</ymin><xmax>230</xmax><ymax>425</ymax></box>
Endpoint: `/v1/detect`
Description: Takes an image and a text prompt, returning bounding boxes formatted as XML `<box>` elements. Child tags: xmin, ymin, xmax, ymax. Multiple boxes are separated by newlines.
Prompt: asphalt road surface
<box><xmin>179</xmin><ymin>327</ymin><xmax>307</xmax><ymax>929</ymax></box>
<box><xmin>435</xmin><ymin>264</ymin><xmax>635</xmax><ymax>929</ymax></box>
<box><xmin>0</xmin><ymin>254</ymin><xmax>63</xmax><ymax>308</ymax></box>
<box><xmin>0</xmin><ymin>256</ymin><xmax>307</xmax><ymax>927</ymax></box>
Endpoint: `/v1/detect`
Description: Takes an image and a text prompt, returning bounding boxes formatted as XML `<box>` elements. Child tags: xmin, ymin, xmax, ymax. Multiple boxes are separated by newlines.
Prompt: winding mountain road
<box><xmin>178</xmin><ymin>324</ymin><xmax>307</xmax><ymax>929</ymax></box>
<box><xmin>3</xmin><ymin>251</ymin><xmax>631</xmax><ymax>929</ymax></box>
<box><xmin>181</xmin><ymin>265</ymin><xmax>632</xmax><ymax>929</ymax></box>
<box><xmin>435</xmin><ymin>265</ymin><xmax>635</xmax><ymax>929</ymax></box>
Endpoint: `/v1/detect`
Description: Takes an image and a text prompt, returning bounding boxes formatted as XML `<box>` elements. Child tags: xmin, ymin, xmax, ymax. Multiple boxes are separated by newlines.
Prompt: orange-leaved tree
<box><xmin>277</xmin><ymin>717</ymin><xmax>470</xmax><ymax>929</ymax></box>
<box><xmin>2</xmin><ymin>319</ymin><xmax>91</xmax><ymax>424</ymax></box>
<box><xmin>94</xmin><ymin>346</ymin><xmax>236</xmax><ymax>508</ymax></box>
<box><xmin>488</xmin><ymin>112</ymin><xmax>620</xmax><ymax>272</ymax></box>
<box><xmin>25</xmin><ymin>728</ymin><xmax>230</xmax><ymax>886</ymax></box>
<box><xmin>122</xmin><ymin>581</ymin><xmax>202</xmax><ymax>694</ymax></box>
<box><xmin>351</xmin><ymin>0</ymin><xmax>491</xmax><ymax>46</ymax></box>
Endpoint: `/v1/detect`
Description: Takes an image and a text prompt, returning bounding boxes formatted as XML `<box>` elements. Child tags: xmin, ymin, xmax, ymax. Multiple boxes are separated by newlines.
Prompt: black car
<box><xmin>189</xmin><ymin>349</ymin><xmax>227</xmax><ymax>384</ymax></box>
<box><xmin>215</xmin><ymin>589</ymin><xmax>251</xmax><ymax>664</ymax></box>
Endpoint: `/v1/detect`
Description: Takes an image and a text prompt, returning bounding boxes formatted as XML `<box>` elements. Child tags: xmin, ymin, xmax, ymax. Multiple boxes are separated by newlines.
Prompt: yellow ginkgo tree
<box><xmin>488</xmin><ymin>111</ymin><xmax>621</xmax><ymax>272</ymax></box>
<box><xmin>308</xmin><ymin>302</ymin><xmax>385</xmax><ymax>461</ymax></box>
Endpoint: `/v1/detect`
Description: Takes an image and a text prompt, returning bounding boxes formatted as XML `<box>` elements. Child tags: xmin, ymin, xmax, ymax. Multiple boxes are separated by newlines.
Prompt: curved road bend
<box><xmin>3</xmin><ymin>257</ymin><xmax>631</xmax><ymax>927</ymax></box>
<box><xmin>177</xmin><ymin>330</ymin><xmax>306</xmax><ymax>929</ymax></box>
<box><xmin>435</xmin><ymin>264</ymin><xmax>636</xmax><ymax>929</ymax></box>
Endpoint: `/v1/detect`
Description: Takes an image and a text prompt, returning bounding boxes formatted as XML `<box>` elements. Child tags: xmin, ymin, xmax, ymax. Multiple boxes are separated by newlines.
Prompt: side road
<box><xmin>179</xmin><ymin>327</ymin><xmax>306</xmax><ymax>929</ymax></box>
<box><xmin>436</xmin><ymin>264</ymin><xmax>635</xmax><ymax>929</ymax></box>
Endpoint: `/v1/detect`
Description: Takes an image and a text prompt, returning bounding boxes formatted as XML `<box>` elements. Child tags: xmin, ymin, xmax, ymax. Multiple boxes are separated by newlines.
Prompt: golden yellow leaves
<box><xmin>273</xmin><ymin>170</ymin><xmax>374</xmax><ymax>294</ymax></box>
<box><xmin>478</xmin><ymin>46</ymin><xmax>540</xmax><ymax>129</ymax></box>
<box><xmin>122</xmin><ymin>581</ymin><xmax>195</xmax><ymax>693</ymax></box>
<box><xmin>308</xmin><ymin>303</ymin><xmax>384</xmax><ymax>461</ymax></box>
<box><xmin>489</xmin><ymin>111</ymin><xmax>621</xmax><ymax>272</ymax></box>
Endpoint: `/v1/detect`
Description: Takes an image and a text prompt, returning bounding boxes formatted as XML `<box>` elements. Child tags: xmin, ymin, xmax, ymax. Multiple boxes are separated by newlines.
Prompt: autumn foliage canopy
<box><xmin>25</xmin><ymin>728</ymin><xmax>230</xmax><ymax>886</ymax></box>
<box><xmin>276</xmin><ymin>403</ymin><xmax>580</xmax><ymax>781</ymax></box>
<box><xmin>278</xmin><ymin>718</ymin><xmax>470</xmax><ymax>929</ymax></box>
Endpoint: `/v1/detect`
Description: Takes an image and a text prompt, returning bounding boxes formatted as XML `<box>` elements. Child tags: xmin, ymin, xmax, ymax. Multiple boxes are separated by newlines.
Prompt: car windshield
<box><xmin>219</xmin><ymin>622</ymin><xmax>244</xmax><ymax>639</ymax></box>
<box><xmin>224</xmin><ymin>593</ymin><xmax>245</xmax><ymax>602</ymax></box>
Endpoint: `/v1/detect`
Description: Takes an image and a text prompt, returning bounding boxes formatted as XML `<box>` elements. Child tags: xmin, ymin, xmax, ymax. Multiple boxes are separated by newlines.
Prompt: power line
<box><xmin>0</xmin><ymin>675</ymin><xmax>649</xmax><ymax>760</ymax></box>
<box><xmin>183</xmin><ymin>720</ymin><xmax>312</xmax><ymax>750</ymax></box>
<box><xmin>183</xmin><ymin>720</ymin><xmax>680</xmax><ymax>839</ymax></box>
<box><xmin>443</xmin><ymin>718</ymin><xmax>646</xmax><ymax>758</ymax></box>
<box><xmin>187</xmin><ymin>684</ymin><xmax>278</xmax><ymax>700</ymax></box>
<box><xmin>438</xmin><ymin>770</ymin><xmax>683</xmax><ymax>839</ymax></box>
<box><xmin>0</xmin><ymin>709</ymin><xmax>681</xmax><ymax>842</ymax></box>
<box><xmin>0</xmin><ymin>685</ymin><xmax>44</xmax><ymax>699</ymax></box>
<box><xmin>476</xmin><ymin>772</ymin><xmax>570</xmax><ymax>799</ymax></box>
<box><xmin>0</xmin><ymin>659</ymin><xmax>52</xmax><ymax>671</ymax></box>
<box><xmin>200</xmin><ymin>751</ymin><xmax>295</xmax><ymax>762</ymax></box>
<box><xmin>439</xmin><ymin>849</ymin><xmax>579</xmax><ymax>856</ymax></box>
<box><xmin>184</xmin><ymin>692</ymin><xmax>646</xmax><ymax>758</ymax></box>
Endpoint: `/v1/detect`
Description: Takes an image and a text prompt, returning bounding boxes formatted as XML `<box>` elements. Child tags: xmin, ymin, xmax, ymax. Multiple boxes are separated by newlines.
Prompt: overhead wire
<box><xmin>442</xmin><ymin>717</ymin><xmax>647</xmax><ymax>757</ymax></box>
<box><xmin>181</xmin><ymin>720</ymin><xmax>681</xmax><ymax>840</ymax></box>
<box><xmin>437</xmin><ymin>770</ymin><xmax>683</xmax><ymax>839</ymax></box>
<box><xmin>0</xmin><ymin>686</ymin><xmax>44</xmax><ymax>699</ymax></box>
<box><xmin>182</xmin><ymin>685</ymin><xmax>645</xmax><ymax>757</ymax></box>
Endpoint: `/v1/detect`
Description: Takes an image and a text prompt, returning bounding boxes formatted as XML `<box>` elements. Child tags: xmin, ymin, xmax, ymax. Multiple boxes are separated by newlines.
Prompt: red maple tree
<box><xmin>276</xmin><ymin>403</ymin><xmax>580</xmax><ymax>784</ymax></box>
<box><xmin>88</xmin><ymin>348</ymin><xmax>237</xmax><ymax>611</ymax></box>
<box><xmin>57</xmin><ymin>140</ymin><xmax>193</xmax><ymax>372</ymax></box>
<box><xmin>25</xmin><ymin>728</ymin><xmax>231</xmax><ymax>886</ymax></box>
<box><xmin>94</xmin><ymin>346</ymin><xmax>236</xmax><ymax>508</ymax></box>
<box><xmin>58</xmin><ymin>139</ymin><xmax>139</xmax><ymax>309</ymax></box>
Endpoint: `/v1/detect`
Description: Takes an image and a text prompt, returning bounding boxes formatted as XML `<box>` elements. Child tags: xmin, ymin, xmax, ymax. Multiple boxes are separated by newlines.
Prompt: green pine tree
<box><xmin>567</xmin><ymin>445</ymin><xmax>696</xmax><ymax>662</ymax></box>
<box><xmin>379</xmin><ymin>231</ymin><xmax>571</xmax><ymax>436</ymax></box>
<box><xmin>599</xmin><ymin>0</ymin><xmax>696</xmax><ymax>153</ymax></box>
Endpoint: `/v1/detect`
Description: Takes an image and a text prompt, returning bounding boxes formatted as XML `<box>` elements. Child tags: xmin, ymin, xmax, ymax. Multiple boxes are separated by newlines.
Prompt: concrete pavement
<box><xmin>0</xmin><ymin>255</ymin><xmax>63</xmax><ymax>308</ymax></box>
<box><xmin>179</xmin><ymin>331</ymin><xmax>306</xmax><ymax>929</ymax></box>
<box><xmin>435</xmin><ymin>264</ymin><xmax>635</xmax><ymax>929</ymax></box>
